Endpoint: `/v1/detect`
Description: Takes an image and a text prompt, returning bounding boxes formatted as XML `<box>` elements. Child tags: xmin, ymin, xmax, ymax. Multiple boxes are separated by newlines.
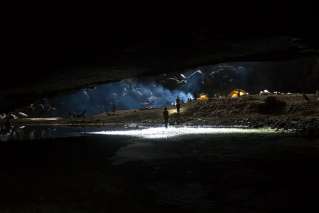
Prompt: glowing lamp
<box><xmin>197</xmin><ymin>94</ymin><xmax>209</xmax><ymax>102</ymax></box>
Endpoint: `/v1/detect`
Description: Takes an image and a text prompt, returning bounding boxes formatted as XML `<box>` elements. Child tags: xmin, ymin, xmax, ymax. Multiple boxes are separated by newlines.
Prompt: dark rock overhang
<box><xmin>1</xmin><ymin>4</ymin><xmax>318</xmax><ymax>111</ymax></box>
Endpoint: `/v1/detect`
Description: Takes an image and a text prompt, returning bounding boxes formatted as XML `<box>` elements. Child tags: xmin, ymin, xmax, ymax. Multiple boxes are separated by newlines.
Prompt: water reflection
<box><xmin>89</xmin><ymin>127</ymin><xmax>278</xmax><ymax>139</ymax></box>
<box><xmin>0</xmin><ymin>125</ymin><xmax>87</xmax><ymax>142</ymax></box>
<box><xmin>0</xmin><ymin>125</ymin><xmax>280</xmax><ymax>142</ymax></box>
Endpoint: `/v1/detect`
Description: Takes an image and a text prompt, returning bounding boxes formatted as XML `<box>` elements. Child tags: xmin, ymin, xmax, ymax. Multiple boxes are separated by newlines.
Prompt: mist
<box><xmin>50</xmin><ymin>79</ymin><xmax>195</xmax><ymax>116</ymax></box>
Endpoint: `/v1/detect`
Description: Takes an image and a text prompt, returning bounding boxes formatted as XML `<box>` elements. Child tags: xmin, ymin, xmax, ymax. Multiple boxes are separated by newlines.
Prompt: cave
<box><xmin>1</xmin><ymin>4</ymin><xmax>319</xmax><ymax>212</ymax></box>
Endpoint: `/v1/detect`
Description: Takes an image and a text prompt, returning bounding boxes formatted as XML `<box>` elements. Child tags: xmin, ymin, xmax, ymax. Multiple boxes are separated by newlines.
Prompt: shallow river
<box><xmin>0</xmin><ymin>125</ymin><xmax>281</xmax><ymax>141</ymax></box>
<box><xmin>0</xmin><ymin>125</ymin><xmax>319</xmax><ymax>212</ymax></box>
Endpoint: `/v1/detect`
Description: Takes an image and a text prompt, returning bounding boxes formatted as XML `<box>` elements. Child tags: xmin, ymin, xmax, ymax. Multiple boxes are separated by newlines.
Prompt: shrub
<box><xmin>258</xmin><ymin>96</ymin><xmax>287</xmax><ymax>114</ymax></box>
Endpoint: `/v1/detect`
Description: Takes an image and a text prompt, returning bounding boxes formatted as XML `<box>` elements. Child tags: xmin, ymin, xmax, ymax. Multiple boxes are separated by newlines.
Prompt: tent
<box><xmin>229</xmin><ymin>89</ymin><xmax>248</xmax><ymax>98</ymax></box>
<box><xmin>197</xmin><ymin>94</ymin><xmax>209</xmax><ymax>102</ymax></box>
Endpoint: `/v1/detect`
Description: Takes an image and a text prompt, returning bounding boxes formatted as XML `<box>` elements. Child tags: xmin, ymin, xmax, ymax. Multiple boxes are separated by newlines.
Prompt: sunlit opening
<box><xmin>88</xmin><ymin>127</ymin><xmax>278</xmax><ymax>139</ymax></box>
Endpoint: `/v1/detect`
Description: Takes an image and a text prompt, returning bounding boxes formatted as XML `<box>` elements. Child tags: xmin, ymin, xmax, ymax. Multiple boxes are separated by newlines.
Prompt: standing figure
<box><xmin>112</xmin><ymin>102</ymin><xmax>116</xmax><ymax>113</ymax></box>
<box><xmin>163</xmin><ymin>107</ymin><xmax>169</xmax><ymax>128</ymax></box>
<box><xmin>176</xmin><ymin>96</ymin><xmax>181</xmax><ymax>114</ymax></box>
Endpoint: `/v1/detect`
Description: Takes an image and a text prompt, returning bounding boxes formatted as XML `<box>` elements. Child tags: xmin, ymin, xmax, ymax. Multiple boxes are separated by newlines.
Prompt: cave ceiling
<box><xmin>1</xmin><ymin>3</ymin><xmax>318</xmax><ymax>111</ymax></box>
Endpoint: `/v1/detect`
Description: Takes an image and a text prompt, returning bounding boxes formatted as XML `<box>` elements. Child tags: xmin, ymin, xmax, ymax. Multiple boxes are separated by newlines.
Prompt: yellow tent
<box><xmin>197</xmin><ymin>94</ymin><xmax>209</xmax><ymax>102</ymax></box>
<box><xmin>229</xmin><ymin>89</ymin><xmax>248</xmax><ymax>98</ymax></box>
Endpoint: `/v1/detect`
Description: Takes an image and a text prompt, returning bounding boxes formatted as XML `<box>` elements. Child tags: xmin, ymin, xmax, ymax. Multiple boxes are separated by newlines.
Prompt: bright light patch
<box><xmin>88</xmin><ymin>127</ymin><xmax>277</xmax><ymax>139</ymax></box>
<box><xmin>230</xmin><ymin>89</ymin><xmax>249</xmax><ymax>98</ymax></box>
<box><xmin>197</xmin><ymin>94</ymin><xmax>209</xmax><ymax>102</ymax></box>
<box><xmin>26</xmin><ymin>117</ymin><xmax>61</xmax><ymax>121</ymax></box>
<box><xmin>168</xmin><ymin>108</ymin><xmax>186</xmax><ymax>114</ymax></box>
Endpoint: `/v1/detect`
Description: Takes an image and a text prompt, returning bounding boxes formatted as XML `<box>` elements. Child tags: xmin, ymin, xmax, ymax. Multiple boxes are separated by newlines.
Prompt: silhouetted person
<box><xmin>176</xmin><ymin>96</ymin><xmax>181</xmax><ymax>114</ymax></box>
<box><xmin>79</xmin><ymin>109</ymin><xmax>86</xmax><ymax>118</ymax></box>
<box><xmin>112</xmin><ymin>103</ymin><xmax>116</xmax><ymax>113</ymax></box>
<box><xmin>163</xmin><ymin>107</ymin><xmax>169</xmax><ymax>128</ymax></box>
<box><xmin>193</xmin><ymin>92</ymin><xmax>198</xmax><ymax>100</ymax></box>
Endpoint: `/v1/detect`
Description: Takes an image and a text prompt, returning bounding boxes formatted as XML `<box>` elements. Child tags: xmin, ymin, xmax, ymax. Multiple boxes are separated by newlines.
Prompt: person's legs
<box><xmin>165</xmin><ymin>119</ymin><xmax>168</xmax><ymax>128</ymax></box>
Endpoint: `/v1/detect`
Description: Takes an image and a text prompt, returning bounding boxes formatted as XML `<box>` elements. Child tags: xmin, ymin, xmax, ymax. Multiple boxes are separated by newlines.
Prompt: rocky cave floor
<box><xmin>1</xmin><ymin>94</ymin><xmax>319</xmax><ymax>212</ymax></box>
<box><xmin>16</xmin><ymin>94</ymin><xmax>319</xmax><ymax>138</ymax></box>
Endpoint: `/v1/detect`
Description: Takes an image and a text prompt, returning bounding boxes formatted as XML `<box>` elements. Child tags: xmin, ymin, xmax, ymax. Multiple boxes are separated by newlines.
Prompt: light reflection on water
<box><xmin>0</xmin><ymin>125</ymin><xmax>86</xmax><ymax>142</ymax></box>
<box><xmin>88</xmin><ymin>127</ymin><xmax>279</xmax><ymax>139</ymax></box>
<box><xmin>0</xmin><ymin>125</ymin><xmax>282</xmax><ymax>142</ymax></box>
